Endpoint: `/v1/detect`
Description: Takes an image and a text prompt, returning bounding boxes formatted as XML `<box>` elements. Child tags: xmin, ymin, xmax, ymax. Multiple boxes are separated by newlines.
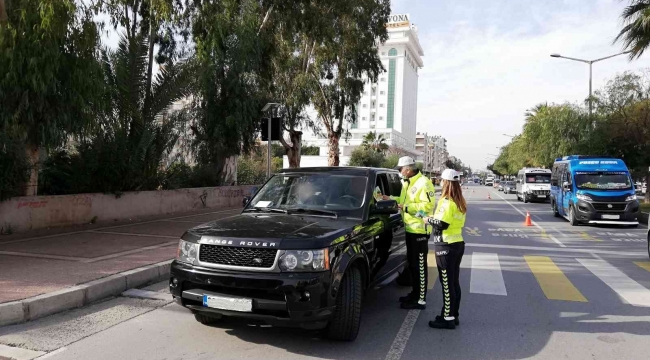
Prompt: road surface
<box><xmin>1</xmin><ymin>183</ymin><xmax>649</xmax><ymax>360</ymax></box>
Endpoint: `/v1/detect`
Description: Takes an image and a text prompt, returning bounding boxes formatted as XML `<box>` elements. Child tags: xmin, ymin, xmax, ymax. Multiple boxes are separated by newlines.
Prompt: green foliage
<box><xmin>302</xmin><ymin>145</ymin><xmax>320</xmax><ymax>156</ymax></box>
<box><xmin>382</xmin><ymin>154</ymin><xmax>400</xmax><ymax>169</ymax></box>
<box><xmin>615</xmin><ymin>1</ymin><xmax>650</xmax><ymax>60</ymax></box>
<box><xmin>310</xmin><ymin>0</ymin><xmax>390</xmax><ymax>165</ymax></box>
<box><xmin>0</xmin><ymin>0</ymin><xmax>104</xmax><ymax>149</ymax></box>
<box><xmin>188</xmin><ymin>0</ymin><xmax>272</xmax><ymax>180</ymax></box>
<box><xmin>348</xmin><ymin>147</ymin><xmax>386</xmax><ymax>168</ymax></box>
<box><xmin>0</xmin><ymin>131</ymin><xmax>30</xmax><ymax>200</ymax></box>
<box><xmin>361</xmin><ymin>131</ymin><xmax>389</xmax><ymax>153</ymax></box>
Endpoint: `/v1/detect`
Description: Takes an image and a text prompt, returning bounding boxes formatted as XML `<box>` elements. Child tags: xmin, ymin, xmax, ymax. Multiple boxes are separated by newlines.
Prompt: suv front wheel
<box><xmin>327</xmin><ymin>266</ymin><xmax>362</xmax><ymax>341</ymax></box>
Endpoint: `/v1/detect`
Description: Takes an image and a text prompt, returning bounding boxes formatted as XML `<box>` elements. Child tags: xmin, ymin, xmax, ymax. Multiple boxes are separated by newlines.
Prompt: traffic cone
<box><xmin>524</xmin><ymin>212</ymin><xmax>532</xmax><ymax>226</ymax></box>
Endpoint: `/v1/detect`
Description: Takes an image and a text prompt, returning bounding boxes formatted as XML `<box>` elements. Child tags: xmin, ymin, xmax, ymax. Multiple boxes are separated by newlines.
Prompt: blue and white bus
<box><xmin>550</xmin><ymin>155</ymin><xmax>639</xmax><ymax>227</ymax></box>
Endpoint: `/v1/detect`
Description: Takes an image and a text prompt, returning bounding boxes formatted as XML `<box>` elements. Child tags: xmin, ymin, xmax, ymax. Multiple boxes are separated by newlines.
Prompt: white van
<box><xmin>485</xmin><ymin>176</ymin><xmax>495</xmax><ymax>187</ymax></box>
<box><xmin>516</xmin><ymin>168</ymin><xmax>552</xmax><ymax>203</ymax></box>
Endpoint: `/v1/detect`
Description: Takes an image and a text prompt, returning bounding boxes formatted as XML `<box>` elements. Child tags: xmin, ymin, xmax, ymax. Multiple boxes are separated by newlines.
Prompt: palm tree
<box><xmin>90</xmin><ymin>33</ymin><xmax>194</xmax><ymax>192</ymax></box>
<box><xmin>361</xmin><ymin>131</ymin><xmax>389</xmax><ymax>153</ymax></box>
<box><xmin>615</xmin><ymin>1</ymin><xmax>650</xmax><ymax>60</ymax></box>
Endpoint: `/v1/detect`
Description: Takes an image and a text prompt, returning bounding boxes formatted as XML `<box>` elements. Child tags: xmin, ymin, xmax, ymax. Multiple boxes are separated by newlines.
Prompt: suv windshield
<box><xmin>575</xmin><ymin>172</ymin><xmax>632</xmax><ymax>191</ymax></box>
<box><xmin>246</xmin><ymin>173</ymin><xmax>368</xmax><ymax>217</ymax></box>
<box><xmin>505</xmin><ymin>181</ymin><xmax>515</xmax><ymax>186</ymax></box>
<box><xmin>526</xmin><ymin>174</ymin><xmax>551</xmax><ymax>183</ymax></box>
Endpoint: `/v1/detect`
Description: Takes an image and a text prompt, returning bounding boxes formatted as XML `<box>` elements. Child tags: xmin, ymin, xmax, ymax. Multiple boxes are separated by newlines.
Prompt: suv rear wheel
<box><xmin>327</xmin><ymin>266</ymin><xmax>362</xmax><ymax>341</ymax></box>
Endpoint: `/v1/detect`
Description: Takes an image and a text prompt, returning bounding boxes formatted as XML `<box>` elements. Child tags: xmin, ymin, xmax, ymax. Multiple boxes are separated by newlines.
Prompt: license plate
<box><xmin>537</xmin><ymin>195</ymin><xmax>546</xmax><ymax>198</ymax></box>
<box><xmin>203</xmin><ymin>294</ymin><xmax>252</xmax><ymax>312</ymax></box>
<box><xmin>602</xmin><ymin>214</ymin><xmax>620</xmax><ymax>220</ymax></box>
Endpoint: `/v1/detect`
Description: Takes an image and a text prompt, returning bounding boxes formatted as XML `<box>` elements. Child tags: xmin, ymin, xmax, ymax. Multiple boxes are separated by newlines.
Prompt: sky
<box><xmin>390</xmin><ymin>0</ymin><xmax>648</xmax><ymax>170</ymax></box>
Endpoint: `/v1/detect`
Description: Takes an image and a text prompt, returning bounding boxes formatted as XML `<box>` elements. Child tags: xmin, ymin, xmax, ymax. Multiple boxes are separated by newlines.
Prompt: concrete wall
<box><xmin>0</xmin><ymin>185</ymin><xmax>258</xmax><ymax>233</ymax></box>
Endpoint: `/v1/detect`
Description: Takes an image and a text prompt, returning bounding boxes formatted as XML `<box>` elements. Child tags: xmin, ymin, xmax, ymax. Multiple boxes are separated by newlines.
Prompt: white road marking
<box><xmin>469</xmin><ymin>252</ymin><xmax>507</xmax><ymax>296</ymax></box>
<box><xmin>384</xmin><ymin>309</ymin><xmax>420</xmax><ymax>360</ymax></box>
<box><xmin>0</xmin><ymin>344</ymin><xmax>45</xmax><ymax>360</ymax></box>
<box><xmin>578</xmin><ymin>258</ymin><xmax>650</xmax><ymax>307</ymax></box>
<box><xmin>492</xmin><ymin>191</ymin><xmax>566</xmax><ymax>247</ymax></box>
<box><xmin>461</xmin><ymin>242</ymin><xmax>646</xmax><ymax>257</ymax></box>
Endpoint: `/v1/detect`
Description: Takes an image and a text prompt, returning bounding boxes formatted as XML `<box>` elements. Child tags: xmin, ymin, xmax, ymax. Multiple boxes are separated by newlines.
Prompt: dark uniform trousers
<box><xmin>434</xmin><ymin>241</ymin><xmax>465</xmax><ymax>319</ymax></box>
<box><xmin>405</xmin><ymin>232</ymin><xmax>430</xmax><ymax>303</ymax></box>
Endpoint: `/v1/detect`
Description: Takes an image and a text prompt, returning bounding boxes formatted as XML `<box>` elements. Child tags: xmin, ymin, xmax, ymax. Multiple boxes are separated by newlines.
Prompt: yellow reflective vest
<box><xmin>393</xmin><ymin>172</ymin><xmax>436</xmax><ymax>235</ymax></box>
<box><xmin>433</xmin><ymin>197</ymin><xmax>466</xmax><ymax>244</ymax></box>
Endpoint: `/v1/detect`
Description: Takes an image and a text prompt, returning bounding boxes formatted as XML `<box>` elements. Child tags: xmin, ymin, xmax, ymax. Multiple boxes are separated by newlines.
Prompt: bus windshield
<box><xmin>525</xmin><ymin>174</ymin><xmax>551</xmax><ymax>183</ymax></box>
<box><xmin>575</xmin><ymin>172</ymin><xmax>632</xmax><ymax>191</ymax></box>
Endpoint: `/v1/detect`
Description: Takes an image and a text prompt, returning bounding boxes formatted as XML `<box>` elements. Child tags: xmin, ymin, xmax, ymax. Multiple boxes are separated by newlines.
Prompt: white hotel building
<box><xmin>292</xmin><ymin>14</ymin><xmax>424</xmax><ymax>167</ymax></box>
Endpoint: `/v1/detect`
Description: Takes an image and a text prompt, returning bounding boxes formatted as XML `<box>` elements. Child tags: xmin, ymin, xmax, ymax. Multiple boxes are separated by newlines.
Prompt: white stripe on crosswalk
<box><xmin>469</xmin><ymin>252</ymin><xmax>507</xmax><ymax>296</ymax></box>
<box><xmin>577</xmin><ymin>259</ymin><xmax>650</xmax><ymax>308</ymax></box>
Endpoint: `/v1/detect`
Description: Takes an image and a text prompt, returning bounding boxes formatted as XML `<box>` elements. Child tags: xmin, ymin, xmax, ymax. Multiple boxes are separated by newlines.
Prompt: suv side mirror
<box><xmin>372</xmin><ymin>200</ymin><xmax>399</xmax><ymax>215</ymax></box>
<box><xmin>242</xmin><ymin>196</ymin><xmax>251</xmax><ymax>207</ymax></box>
<box><xmin>562</xmin><ymin>182</ymin><xmax>571</xmax><ymax>192</ymax></box>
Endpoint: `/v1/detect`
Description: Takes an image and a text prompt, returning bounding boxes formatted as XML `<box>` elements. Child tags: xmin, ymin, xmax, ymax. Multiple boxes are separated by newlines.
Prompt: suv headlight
<box><xmin>626</xmin><ymin>194</ymin><xmax>637</xmax><ymax>201</ymax></box>
<box><xmin>176</xmin><ymin>240</ymin><xmax>198</xmax><ymax>264</ymax></box>
<box><xmin>576</xmin><ymin>194</ymin><xmax>592</xmax><ymax>201</ymax></box>
<box><xmin>279</xmin><ymin>249</ymin><xmax>330</xmax><ymax>272</ymax></box>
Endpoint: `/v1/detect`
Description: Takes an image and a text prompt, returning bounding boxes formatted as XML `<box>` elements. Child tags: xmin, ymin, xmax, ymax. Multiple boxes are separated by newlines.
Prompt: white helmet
<box><xmin>441</xmin><ymin>169</ymin><xmax>460</xmax><ymax>181</ymax></box>
<box><xmin>395</xmin><ymin>156</ymin><xmax>415</xmax><ymax>169</ymax></box>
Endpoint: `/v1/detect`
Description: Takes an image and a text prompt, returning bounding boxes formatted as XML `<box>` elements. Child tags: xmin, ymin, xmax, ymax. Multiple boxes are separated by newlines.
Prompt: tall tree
<box><xmin>593</xmin><ymin>71</ymin><xmax>650</xmax><ymax>202</ymax></box>
<box><xmin>186</xmin><ymin>0</ymin><xmax>273</xmax><ymax>184</ymax></box>
<box><xmin>0</xmin><ymin>0</ymin><xmax>104</xmax><ymax>195</ymax></box>
<box><xmin>311</xmin><ymin>0</ymin><xmax>390</xmax><ymax>166</ymax></box>
<box><xmin>614</xmin><ymin>0</ymin><xmax>650</xmax><ymax>60</ymax></box>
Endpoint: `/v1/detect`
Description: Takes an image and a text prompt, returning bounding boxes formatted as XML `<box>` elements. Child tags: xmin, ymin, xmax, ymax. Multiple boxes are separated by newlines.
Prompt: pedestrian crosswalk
<box><xmin>425</xmin><ymin>252</ymin><xmax>650</xmax><ymax>307</ymax></box>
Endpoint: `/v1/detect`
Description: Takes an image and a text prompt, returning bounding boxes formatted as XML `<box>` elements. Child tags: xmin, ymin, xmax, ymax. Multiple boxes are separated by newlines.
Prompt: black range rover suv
<box><xmin>170</xmin><ymin>167</ymin><xmax>407</xmax><ymax>341</ymax></box>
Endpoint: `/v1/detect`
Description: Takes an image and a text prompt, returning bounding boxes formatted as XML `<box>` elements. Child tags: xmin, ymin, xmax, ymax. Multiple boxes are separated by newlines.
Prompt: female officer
<box><xmin>424</xmin><ymin>169</ymin><xmax>467</xmax><ymax>330</ymax></box>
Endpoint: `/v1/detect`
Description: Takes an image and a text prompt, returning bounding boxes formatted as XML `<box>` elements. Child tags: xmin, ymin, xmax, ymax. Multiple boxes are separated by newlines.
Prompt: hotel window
<box><xmin>380</xmin><ymin>103</ymin><xmax>384</xmax><ymax>108</ymax></box>
<box><xmin>363</xmin><ymin>104</ymin><xmax>367</xmax><ymax>108</ymax></box>
<box><xmin>380</xmin><ymin>91</ymin><xmax>385</xmax><ymax>95</ymax></box>
<box><xmin>380</xmin><ymin>77</ymin><xmax>386</xmax><ymax>82</ymax></box>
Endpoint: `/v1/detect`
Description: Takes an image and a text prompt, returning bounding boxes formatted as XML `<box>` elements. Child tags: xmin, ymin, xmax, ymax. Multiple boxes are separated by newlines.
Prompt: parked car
<box><xmin>169</xmin><ymin>167</ymin><xmax>407</xmax><ymax>341</ymax></box>
<box><xmin>503</xmin><ymin>181</ymin><xmax>516</xmax><ymax>194</ymax></box>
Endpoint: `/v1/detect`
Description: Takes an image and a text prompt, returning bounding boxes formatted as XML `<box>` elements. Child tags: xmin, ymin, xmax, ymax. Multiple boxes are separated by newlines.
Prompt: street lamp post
<box><xmin>550</xmin><ymin>51</ymin><xmax>631</xmax><ymax>117</ymax></box>
<box><xmin>262</xmin><ymin>103</ymin><xmax>281</xmax><ymax>179</ymax></box>
<box><xmin>503</xmin><ymin>134</ymin><xmax>516</xmax><ymax>138</ymax></box>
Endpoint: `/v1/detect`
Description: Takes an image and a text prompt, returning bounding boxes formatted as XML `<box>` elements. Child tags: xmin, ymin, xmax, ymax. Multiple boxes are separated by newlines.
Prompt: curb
<box><xmin>0</xmin><ymin>260</ymin><xmax>173</xmax><ymax>327</ymax></box>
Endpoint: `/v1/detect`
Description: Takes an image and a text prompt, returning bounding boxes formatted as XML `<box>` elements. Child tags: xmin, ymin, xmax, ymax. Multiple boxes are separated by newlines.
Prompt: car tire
<box><xmin>523</xmin><ymin>195</ymin><xmax>528</xmax><ymax>204</ymax></box>
<box><xmin>569</xmin><ymin>206</ymin><xmax>579</xmax><ymax>226</ymax></box>
<box><xmin>647</xmin><ymin>236</ymin><xmax>649</xmax><ymax>259</ymax></box>
<box><xmin>194</xmin><ymin>313</ymin><xmax>222</xmax><ymax>325</ymax></box>
<box><xmin>327</xmin><ymin>266</ymin><xmax>362</xmax><ymax>341</ymax></box>
<box><xmin>552</xmin><ymin>201</ymin><xmax>560</xmax><ymax>218</ymax></box>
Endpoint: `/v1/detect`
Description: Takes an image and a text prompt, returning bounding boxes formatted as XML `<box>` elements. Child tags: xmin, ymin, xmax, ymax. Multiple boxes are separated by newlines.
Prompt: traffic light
<box><xmin>261</xmin><ymin>117</ymin><xmax>281</xmax><ymax>141</ymax></box>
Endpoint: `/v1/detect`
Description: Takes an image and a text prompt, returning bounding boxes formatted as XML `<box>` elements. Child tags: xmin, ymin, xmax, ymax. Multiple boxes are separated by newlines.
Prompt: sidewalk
<box><xmin>0</xmin><ymin>206</ymin><xmax>241</xmax><ymax>320</ymax></box>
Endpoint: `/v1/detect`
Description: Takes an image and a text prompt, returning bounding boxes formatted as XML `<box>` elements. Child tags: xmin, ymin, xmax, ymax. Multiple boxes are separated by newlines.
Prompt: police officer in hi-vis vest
<box><xmin>425</xmin><ymin>168</ymin><xmax>467</xmax><ymax>329</ymax></box>
<box><xmin>384</xmin><ymin>156</ymin><xmax>436</xmax><ymax>310</ymax></box>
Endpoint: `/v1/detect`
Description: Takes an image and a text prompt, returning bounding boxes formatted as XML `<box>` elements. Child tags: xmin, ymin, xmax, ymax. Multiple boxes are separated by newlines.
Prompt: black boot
<box><xmin>435</xmin><ymin>315</ymin><xmax>459</xmax><ymax>326</ymax></box>
<box><xmin>399</xmin><ymin>293</ymin><xmax>417</xmax><ymax>303</ymax></box>
<box><xmin>429</xmin><ymin>317</ymin><xmax>456</xmax><ymax>329</ymax></box>
<box><xmin>400</xmin><ymin>300</ymin><xmax>426</xmax><ymax>310</ymax></box>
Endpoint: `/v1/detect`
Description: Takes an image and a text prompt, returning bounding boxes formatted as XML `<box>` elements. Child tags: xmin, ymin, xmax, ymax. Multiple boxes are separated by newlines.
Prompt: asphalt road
<box><xmin>1</xmin><ymin>183</ymin><xmax>649</xmax><ymax>360</ymax></box>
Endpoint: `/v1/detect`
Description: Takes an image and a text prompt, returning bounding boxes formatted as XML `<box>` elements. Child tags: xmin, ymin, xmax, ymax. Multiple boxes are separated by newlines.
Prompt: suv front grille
<box><xmin>199</xmin><ymin>245</ymin><xmax>277</xmax><ymax>268</ymax></box>
<box><xmin>592</xmin><ymin>203</ymin><xmax>626</xmax><ymax>212</ymax></box>
<box><xmin>532</xmin><ymin>190</ymin><xmax>550</xmax><ymax>195</ymax></box>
